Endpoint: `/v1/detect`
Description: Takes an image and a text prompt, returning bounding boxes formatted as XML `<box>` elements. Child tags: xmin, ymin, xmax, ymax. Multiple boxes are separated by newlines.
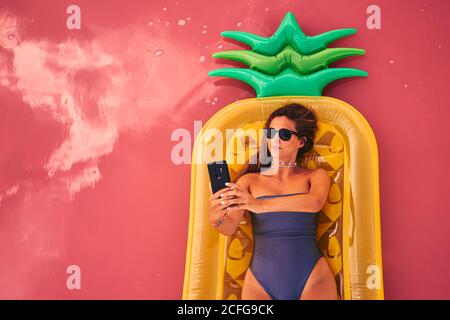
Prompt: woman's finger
<box><xmin>225</xmin><ymin>182</ymin><xmax>245</xmax><ymax>192</ymax></box>
<box><xmin>211</xmin><ymin>195</ymin><xmax>235</xmax><ymax>209</ymax></box>
<box><xmin>226</xmin><ymin>204</ymin><xmax>248</xmax><ymax>211</ymax></box>
<box><xmin>220</xmin><ymin>194</ymin><xmax>237</xmax><ymax>200</ymax></box>
<box><xmin>220</xmin><ymin>189</ymin><xmax>243</xmax><ymax>199</ymax></box>
<box><xmin>211</xmin><ymin>198</ymin><xmax>225</xmax><ymax>208</ymax></box>
<box><xmin>209</xmin><ymin>186</ymin><xmax>231</xmax><ymax>200</ymax></box>
<box><xmin>214</xmin><ymin>202</ymin><xmax>232</xmax><ymax>214</ymax></box>
<box><xmin>220</xmin><ymin>198</ymin><xmax>246</xmax><ymax>207</ymax></box>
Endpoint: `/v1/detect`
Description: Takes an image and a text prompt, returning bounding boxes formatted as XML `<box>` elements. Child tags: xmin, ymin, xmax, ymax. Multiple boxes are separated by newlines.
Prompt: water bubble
<box><xmin>148</xmin><ymin>21</ymin><xmax>153</xmax><ymax>26</ymax></box>
<box><xmin>202</xmin><ymin>30</ymin><xmax>207</xmax><ymax>34</ymax></box>
<box><xmin>1</xmin><ymin>28</ymin><xmax>24</xmax><ymax>50</ymax></box>
<box><xmin>163</xmin><ymin>7</ymin><xmax>167</xmax><ymax>11</ymax></box>
<box><xmin>217</xmin><ymin>44</ymin><xmax>223</xmax><ymax>49</ymax></box>
<box><xmin>165</xmin><ymin>21</ymin><xmax>170</xmax><ymax>26</ymax></box>
<box><xmin>389</xmin><ymin>60</ymin><xmax>395</xmax><ymax>64</ymax></box>
<box><xmin>403</xmin><ymin>84</ymin><xmax>408</xmax><ymax>88</ymax></box>
<box><xmin>187</xmin><ymin>17</ymin><xmax>191</xmax><ymax>21</ymax></box>
<box><xmin>203</xmin><ymin>25</ymin><xmax>207</xmax><ymax>28</ymax></box>
<box><xmin>178</xmin><ymin>19</ymin><xmax>186</xmax><ymax>26</ymax></box>
<box><xmin>199</xmin><ymin>56</ymin><xmax>205</xmax><ymax>62</ymax></box>
<box><xmin>213</xmin><ymin>97</ymin><xmax>218</xmax><ymax>102</ymax></box>
<box><xmin>265</xmin><ymin>8</ymin><xmax>269</xmax><ymax>12</ymax></box>
<box><xmin>237</xmin><ymin>21</ymin><xmax>242</xmax><ymax>27</ymax></box>
<box><xmin>152</xmin><ymin>49</ymin><xmax>164</xmax><ymax>57</ymax></box>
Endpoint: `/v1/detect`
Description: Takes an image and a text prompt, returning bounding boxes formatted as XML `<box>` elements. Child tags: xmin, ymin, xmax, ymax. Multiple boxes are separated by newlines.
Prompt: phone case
<box><xmin>207</xmin><ymin>161</ymin><xmax>231</xmax><ymax>194</ymax></box>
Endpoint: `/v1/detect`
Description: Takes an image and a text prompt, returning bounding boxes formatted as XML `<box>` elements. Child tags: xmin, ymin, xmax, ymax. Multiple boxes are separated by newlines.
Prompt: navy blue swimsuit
<box><xmin>249</xmin><ymin>192</ymin><xmax>323</xmax><ymax>300</ymax></box>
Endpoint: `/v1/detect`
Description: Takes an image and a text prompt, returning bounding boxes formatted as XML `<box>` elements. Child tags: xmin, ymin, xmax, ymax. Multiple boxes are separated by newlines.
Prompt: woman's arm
<box><xmin>260</xmin><ymin>169</ymin><xmax>330</xmax><ymax>212</ymax></box>
<box><xmin>209</xmin><ymin>174</ymin><xmax>251</xmax><ymax>235</ymax></box>
<box><xmin>225</xmin><ymin>168</ymin><xmax>330</xmax><ymax>213</ymax></box>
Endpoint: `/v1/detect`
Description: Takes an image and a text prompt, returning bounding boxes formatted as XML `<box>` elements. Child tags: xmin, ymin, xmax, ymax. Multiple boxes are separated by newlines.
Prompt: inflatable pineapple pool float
<box><xmin>183</xmin><ymin>11</ymin><xmax>384</xmax><ymax>300</ymax></box>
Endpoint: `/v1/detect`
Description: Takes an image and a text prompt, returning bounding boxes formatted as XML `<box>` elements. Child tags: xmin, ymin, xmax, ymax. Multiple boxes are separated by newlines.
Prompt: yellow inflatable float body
<box><xmin>183</xmin><ymin>12</ymin><xmax>384</xmax><ymax>300</ymax></box>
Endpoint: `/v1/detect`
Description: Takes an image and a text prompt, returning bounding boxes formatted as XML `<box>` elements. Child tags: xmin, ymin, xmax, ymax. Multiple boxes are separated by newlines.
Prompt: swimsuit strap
<box><xmin>255</xmin><ymin>192</ymin><xmax>305</xmax><ymax>199</ymax></box>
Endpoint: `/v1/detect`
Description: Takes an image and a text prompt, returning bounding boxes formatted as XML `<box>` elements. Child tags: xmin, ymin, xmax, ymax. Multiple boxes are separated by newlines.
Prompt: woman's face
<box><xmin>267</xmin><ymin>116</ymin><xmax>304</xmax><ymax>161</ymax></box>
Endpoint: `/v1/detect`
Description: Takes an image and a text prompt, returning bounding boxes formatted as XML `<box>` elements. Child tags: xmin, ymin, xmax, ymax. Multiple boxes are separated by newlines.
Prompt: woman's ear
<box><xmin>298</xmin><ymin>136</ymin><xmax>305</xmax><ymax>149</ymax></box>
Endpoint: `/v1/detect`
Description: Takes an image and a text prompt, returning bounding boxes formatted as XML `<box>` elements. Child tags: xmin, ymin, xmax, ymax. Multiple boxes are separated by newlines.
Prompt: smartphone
<box><xmin>207</xmin><ymin>161</ymin><xmax>231</xmax><ymax>194</ymax></box>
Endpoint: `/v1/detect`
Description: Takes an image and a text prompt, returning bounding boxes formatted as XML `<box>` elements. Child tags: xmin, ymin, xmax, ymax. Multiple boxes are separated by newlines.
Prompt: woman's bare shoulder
<box><xmin>309</xmin><ymin>167</ymin><xmax>328</xmax><ymax>176</ymax></box>
<box><xmin>235</xmin><ymin>172</ymin><xmax>259</xmax><ymax>187</ymax></box>
<box><xmin>300</xmin><ymin>167</ymin><xmax>326</xmax><ymax>176</ymax></box>
<box><xmin>297</xmin><ymin>167</ymin><xmax>327</xmax><ymax>185</ymax></box>
<box><xmin>307</xmin><ymin>167</ymin><xmax>329</xmax><ymax>184</ymax></box>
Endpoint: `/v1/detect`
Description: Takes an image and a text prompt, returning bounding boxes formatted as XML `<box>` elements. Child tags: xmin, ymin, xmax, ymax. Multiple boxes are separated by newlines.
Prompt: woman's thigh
<box><xmin>299</xmin><ymin>257</ymin><xmax>339</xmax><ymax>300</ymax></box>
<box><xmin>241</xmin><ymin>268</ymin><xmax>273</xmax><ymax>300</ymax></box>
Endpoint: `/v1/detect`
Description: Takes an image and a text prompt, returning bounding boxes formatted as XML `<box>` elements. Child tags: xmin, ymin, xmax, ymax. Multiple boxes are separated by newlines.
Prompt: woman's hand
<box><xmin>219</xmin><ymin>182</ymin><xmax>266</xmax><ymax>213</ymax></box>
<box><xmin>208</xmin><ymin>186</ymin><xmax>235</xmax><ymax>226</ymax></box>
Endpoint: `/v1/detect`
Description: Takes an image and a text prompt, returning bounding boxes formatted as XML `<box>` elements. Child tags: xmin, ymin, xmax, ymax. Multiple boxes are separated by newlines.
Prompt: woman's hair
<box><xmin>233</xmin><ymin>103</ymin><xmax>318</xmax><ymax>182</ymax></box>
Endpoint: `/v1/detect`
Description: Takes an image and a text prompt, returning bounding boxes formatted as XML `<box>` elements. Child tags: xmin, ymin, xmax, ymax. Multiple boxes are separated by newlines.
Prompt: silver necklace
<box><xmin>271</xmin><ymin>160</ymin><xmax>298</xmax><ymax>168</ymax></box>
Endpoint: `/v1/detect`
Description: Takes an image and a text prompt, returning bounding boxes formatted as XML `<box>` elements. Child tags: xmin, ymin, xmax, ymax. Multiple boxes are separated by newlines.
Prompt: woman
<box><xmin>208</xmin><ymin>103</ymin><xmax>338</xmax><ymax>300</ymax></box>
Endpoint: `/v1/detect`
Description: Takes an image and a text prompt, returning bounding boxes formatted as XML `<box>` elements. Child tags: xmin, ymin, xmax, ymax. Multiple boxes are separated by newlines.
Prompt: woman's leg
<box><xmin>299</xmin><ymin>257</ymin><xmax>339</xmax><ymax>300</ymax></box>
<box><xmin>241</xmin><ymin>268</ymin><xmax>273</xmax><ymax>300</ymax></box>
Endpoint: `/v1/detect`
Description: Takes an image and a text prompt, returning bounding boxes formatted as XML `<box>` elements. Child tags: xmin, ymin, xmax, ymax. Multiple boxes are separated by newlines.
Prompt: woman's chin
<box><xmin>269</xmin><ymin>147</ymin><xmax>282</xmax><ymax>154</ymax></box>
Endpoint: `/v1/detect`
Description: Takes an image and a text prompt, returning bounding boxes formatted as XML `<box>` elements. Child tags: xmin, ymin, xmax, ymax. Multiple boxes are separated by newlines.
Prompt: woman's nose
<box><xmin>271</xmin><ymin>139</ymin><xmax>281</xmax><ymax>147</ymax></box>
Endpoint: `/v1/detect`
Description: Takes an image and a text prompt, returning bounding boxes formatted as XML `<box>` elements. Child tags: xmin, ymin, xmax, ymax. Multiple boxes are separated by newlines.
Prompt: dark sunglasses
<box><xmin>265</xmin><ymin>127</ymin><xmax>300</xmax><ymax>141</ymax></box>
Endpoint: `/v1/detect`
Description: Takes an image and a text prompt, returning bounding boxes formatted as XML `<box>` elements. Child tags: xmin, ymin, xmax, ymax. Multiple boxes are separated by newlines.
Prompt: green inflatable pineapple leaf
<box><xmin>208</xmin><ymin>67</ymin><xmax>367</xmax><ymax>97</ymax></box>
<box><xmin>220</xmin><ymin>11</ymin><xmax>357</xmax><ymax>56</ymax></box>
<box><xmin>212</xmin><ymin>45</ymin><xmax>365</xmax><ymax>76</ymax></box>
<box><xmin>208</xmin><ymin>11</ymin><xmax>368</xmax><ymax>97</ymax></box>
